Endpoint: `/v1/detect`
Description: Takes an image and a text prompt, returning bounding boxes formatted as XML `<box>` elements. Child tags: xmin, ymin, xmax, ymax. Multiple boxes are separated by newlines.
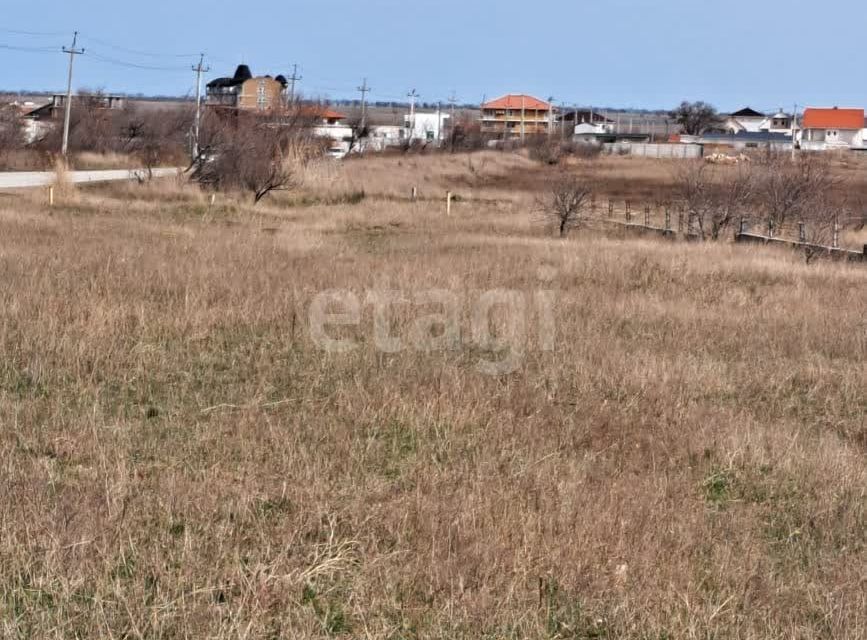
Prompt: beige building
<box><xmin>480</xmin><ymin>94</ymin><xmax>553</xmax><ymax>138</ymax></box>
<box><xmin>206</xmin><ymin>65</ymin><xmax>287</xmax><ymax>112</ymax></box>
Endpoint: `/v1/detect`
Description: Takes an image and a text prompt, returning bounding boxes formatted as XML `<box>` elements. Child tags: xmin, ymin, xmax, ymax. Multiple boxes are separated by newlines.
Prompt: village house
<box><xmin>723</xmin><ymin>107</ymin><xmax>793</xmax><ymax>134</ymax></box>
<box><xmin>559</xmin><ymin>110</ymin><xmax>612</xmax><ymax>127</ymax></box>
<box><xmin>799</xmin><ymin>107</ymin><xmax>867</xmax><ymax>151</ymax></box>
<box><xmin>480</xmin><ymin>94</ymin><xmax>553</xmax><ymax>138</ymax></box>
<box><xmin>206</xmin><ymin>65</ymin><xmax>287</xmax><ymax>112</ymax></box>
<box><xmin>403</xmin><ymin>111</ymin><xmax>450</xmax><ymax>144</ymax></box>
<box><xmin>24</xmin><ymin>94</ymin><xmax>125</xmax><ymax>121</ymax></box>
<box><xmin>301</xmin><ymin>106</ymin><xmax>353</xmax><ymax>157</ymax></box>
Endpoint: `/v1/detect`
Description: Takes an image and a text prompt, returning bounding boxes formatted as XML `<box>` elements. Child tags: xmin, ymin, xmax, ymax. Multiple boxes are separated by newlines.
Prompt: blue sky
<box><xmin>1</xmin><ymin>0</ymin><xmax>863</xmax><ymax>111</ymax></box>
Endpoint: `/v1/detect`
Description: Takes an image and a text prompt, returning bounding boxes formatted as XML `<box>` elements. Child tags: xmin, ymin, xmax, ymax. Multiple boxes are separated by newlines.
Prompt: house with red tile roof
<box><xmin>480</xmin><ymin>94</ymin><xmax>554</xmax><ymax>139</ymax></box>
<box><xmin>800</xmin><ymin>107</ymin><xmax>867</xmax><ymax>151</ymax></box>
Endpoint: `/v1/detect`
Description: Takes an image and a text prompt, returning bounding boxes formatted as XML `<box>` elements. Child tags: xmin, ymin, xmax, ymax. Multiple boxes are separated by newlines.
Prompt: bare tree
<box><xmin>118</xmin><ymin>105</ymin><xmax>193</xmax><ymax>178</ymax></box>
<box><xmin>344</xmin><ymin>115</ymin><xmax>371</xmax><ymax>155</ymax></box>
<box><xmin>193</xmin><ymin>112</ymin><xmax>320</xmax><ymax>204</ymax></box>
<box><xmin>754</xmin><ymin>153</ymin><xmax>839</xmax><ymax>229</ymax></box>
<box><xmin>671</xmin><ymin>101</ymin><xmax>720</xmax><ymax>136</ymax></box>
<box><xmin>539</xmin><ymin>173</ymin><xmax>592</xmax><ymax>237</ymax></box>
<box><xmin>676</xmin><ymin>161</ymin><xmax>754</xmax><ymax>240</ymax></box>
<box><xmin>0</xmin><ymin>103</ymin><xmax>24</xmax><ymax>168</ymax></box>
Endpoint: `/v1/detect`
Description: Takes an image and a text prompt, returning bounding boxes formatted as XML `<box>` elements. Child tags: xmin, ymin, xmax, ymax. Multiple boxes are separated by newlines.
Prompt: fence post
<box><xmin>833</xmin><ymin>215</ymin><xmax>839</xmax><ymax>248</ymax></box>
<box><xmin>738</xmin><ymin>217</ymin><xmax>746</xmax><ymax>235</ymax></box>
<box><xmin>678</xmin><ymin>210</ymin><xmax>684</xmax><ymax>234</ymax></box>
<box><xmin>798</xmin><ymin>222</ymin><xmax>806</xmax><ymax>243</ymax></box>
<box><xmin>608</xmin><ymin>201</ymin><xmax>613</xmax><ymax>216</ymax></box>
<box><xmin>767</xmin><ymin>219</ymin><xmax>774</xmax><ymax>239</ymax></box>
<box><xmin>47</xmin><ymin>185</ymin><xmax>54</xmax><ymax>207</ymax></box>
<box><xmin>644</xmin><ymin>205</ymin><xmax>650</xmax><ymax>227</ymax></box>
<box><xmin>626</xmin><ymin>201</ymin><xmax>631</xmax><ymax>223</ymax></box>
<box><xmin>665</xmin><ymin>208</ymin><xmax>671</xmax><ymax>231</ymax></box>
<box><xmin>411</xmin><ymin>186</ymin><xmax>417</xmax><ymax>202</ymax></box>
<box><xmin>446</xmin><ymin>191</ymin><xmax>452</xmax><ymax>216</ymax></box>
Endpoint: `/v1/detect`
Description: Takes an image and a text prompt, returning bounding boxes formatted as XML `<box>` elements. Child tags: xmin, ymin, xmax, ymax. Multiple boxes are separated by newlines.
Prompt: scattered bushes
<box><xmin>193</xmin><ymin>112</ymin><xmax>322</xmax><ymax>204</ymax></box>
<box><xmin>30</xmin><ymin>95</ymin><xmax>193</xmax><ymax>170</ymax></box>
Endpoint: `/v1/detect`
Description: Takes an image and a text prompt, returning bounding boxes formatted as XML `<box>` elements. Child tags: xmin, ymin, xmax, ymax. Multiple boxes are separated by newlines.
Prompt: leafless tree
<box><xmin>193</xmin><ymin>112</ymin><xmax>320</xmax><ymax>204</ymax></box>
<box><xmin>118</xmin><ymin>105</ymin><xmax>192</xmax><ymax>178</ymax></box>
<box><xmin>344</xmin><ymin>116</ymin><xmax>371</xmax><ymax>155</ymax></box>
<box><xmin>754</xmin><ymin>154</ymin><xmax>839</xmax><ymax>229</ymax></box>
<box><xmin>0</xmin><ymin>103</ymin><xmax>24</xmax><ymax>168</ymax></box>
<box><xmin>676</xmin><ymin>161</ymin><xmax>754</xmax><ymax>240</ymax></box>
<box><xmin>539</xmin><ymin>173</ymin><xmax>592</xmax><ymax>237</ymax></box>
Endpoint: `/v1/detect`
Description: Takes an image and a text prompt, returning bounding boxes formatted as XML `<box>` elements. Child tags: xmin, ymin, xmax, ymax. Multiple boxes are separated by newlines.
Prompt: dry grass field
<box><xmin>0</xmin><ymin>152</ymin><xmax>865</xmax><ymax>638</ymax></box>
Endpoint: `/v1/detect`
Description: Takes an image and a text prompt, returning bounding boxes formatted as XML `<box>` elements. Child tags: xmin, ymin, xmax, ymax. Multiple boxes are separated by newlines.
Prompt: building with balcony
<box><xmin>480</xmin><ymin>94</ymin><xmax>553</xmax><ymax>138</ymax></box>
<box><xmin>206</xmin><ymin>65</ymin><xmax>288</xmax><ymax>112</ymax></box>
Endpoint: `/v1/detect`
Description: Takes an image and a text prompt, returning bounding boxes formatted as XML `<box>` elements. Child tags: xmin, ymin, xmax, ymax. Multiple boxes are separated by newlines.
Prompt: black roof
<box><xmin>729</xmin><ymin>107</ymin><xmax>766</xmax><ymax>118</ymax></box>
<box><xmin>207</xmin><ymin>64</ymin><xmax>254</xmax><ymax>89</ymax></box>
<box><xmin>702</xmin><ymin>131</ymin><xmax>791</xmax><ymax>142</ymax></box>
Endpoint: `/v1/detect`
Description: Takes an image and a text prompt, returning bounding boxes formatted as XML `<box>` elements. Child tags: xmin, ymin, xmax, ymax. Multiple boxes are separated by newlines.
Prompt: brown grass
<box><xmin>0</xmin><ymin>152</ymin><xmax>865</xmax><ymax>638</ymax></box>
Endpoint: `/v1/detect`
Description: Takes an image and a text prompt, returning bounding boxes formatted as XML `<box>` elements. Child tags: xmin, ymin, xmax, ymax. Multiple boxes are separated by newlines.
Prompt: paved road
<box><xmin>0</xmin><ymin>167</ymin><xmax>180</xmax><ymax>190</ymax></box>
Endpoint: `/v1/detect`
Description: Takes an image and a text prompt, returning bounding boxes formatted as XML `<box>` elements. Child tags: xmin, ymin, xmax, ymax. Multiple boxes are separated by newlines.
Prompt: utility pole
<box><xmin>791</xmin><ymin>103</ymin><xmax>798</xmax><ymax>162</ymax></box>
<box><xmin>448</xmin><ymin>91</ymin><xmax>458</xmax><ymax>151</ymax></box>
<box><xmin>547</xmin><ymin>96</ymin><xmax>555</xmax><ymax>137</ymax></box>
<box><xmin>191</xmin><ymin>53</ymin><xmax>210</xmax><ymax>160</ymax></box>
<box><xmin>287</xmin><ymin>64</ymin><xmax>302</xmax><ymax>105</ymax></box>
<box><xmin>357</xmin><ymin>78</ymin><xmax>370</xmax><ymax>128</ymax></box>
<box><xmin>61</xmin><ymin>31</ymin><xmax>84</xmax><ymax>157</ymax></box>
<box><xmin>407</xmin><ymin>89</ymin><xmax>419</xmax><ymax>142</ymax></box>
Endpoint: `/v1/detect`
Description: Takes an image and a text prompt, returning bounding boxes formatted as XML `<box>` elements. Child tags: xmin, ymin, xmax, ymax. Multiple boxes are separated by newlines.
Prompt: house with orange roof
<box><xmin>800</xmin><ymin>107</ymin><xmax>867</xmax><ymax>151</ymax></box>
<box><xmin>480</xmin><ymin>94</ymin><xmax>554</xmax><ymax>139</ymax></box>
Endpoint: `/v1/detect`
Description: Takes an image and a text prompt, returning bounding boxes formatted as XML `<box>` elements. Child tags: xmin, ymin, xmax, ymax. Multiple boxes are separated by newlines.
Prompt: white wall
<box><xmin>404</xmin><ymin>112</ymin><xmax>449</xmax><ymax>143</ymax></box>
<box><xmin>602</xmin><ymin>143</ymin><xmax>703</xmax><ymax>159</ymax></box>
<box><xmin>725</xmin><ymin>116</ymin><xmax>765</xmax><ymax>133</ymax></box>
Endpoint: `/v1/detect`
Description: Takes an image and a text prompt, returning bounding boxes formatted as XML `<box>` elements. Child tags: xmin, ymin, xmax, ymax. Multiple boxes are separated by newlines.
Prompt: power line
<box><xmin>79</xmin><ymin>34</ymin><xmax>199</xmax><ymax>59</ymax></box>
<box><xmin>0</xmin><ymin>28</ymin><xmax>67</xmax><ymax>37</ymax></box>
<box><xmin>86</xmin><ymin>51</ymin><xmax>190</xmax><ymax>72</ymax></box>
<box><xmin>0</xmin><ymin>43</ymin><xmax>58</xmax><ymax>53</ymax></box>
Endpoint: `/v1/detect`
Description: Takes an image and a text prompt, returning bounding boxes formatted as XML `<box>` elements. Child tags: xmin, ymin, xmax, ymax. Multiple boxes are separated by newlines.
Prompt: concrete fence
<box><xmin>602</xmin><ymin>143</ymin><xmax>703</xmax><ymax>159</ymax></box>
<box><xmin>585</xmin><ymin>200</ymin><xmax>867</xmax><ymax>264</ymax></box>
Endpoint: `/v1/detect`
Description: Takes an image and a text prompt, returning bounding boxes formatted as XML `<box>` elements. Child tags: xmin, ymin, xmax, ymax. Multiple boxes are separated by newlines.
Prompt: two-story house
<box><xmin>206</xmin><ymin>65</ymin><xmax>287</xmax><ymax>112</ymax></box>
<box><xmin>724</xmin><ymin>107</ymin><xmax>792</xmax><ymax>134</ymax></box>
<box><xmin>480</xmin><ymin>94</ymin><xmax>553</xmax><ymax>138</ymax></box>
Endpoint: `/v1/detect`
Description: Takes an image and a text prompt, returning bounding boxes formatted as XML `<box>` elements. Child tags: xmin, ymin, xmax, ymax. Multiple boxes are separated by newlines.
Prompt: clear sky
<box><xmin>1</xmin><ymin>0</ymin><xmax>864</xmax><ymax>112</ymax></box>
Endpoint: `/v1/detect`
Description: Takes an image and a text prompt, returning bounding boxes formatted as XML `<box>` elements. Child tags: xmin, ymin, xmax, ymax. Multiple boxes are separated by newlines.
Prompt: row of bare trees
<box><xmin>541</xmin><ymin>154</ymin><xmax>848</xmax><ymax>248</ymax></box>
<box><xmin>676</xmin><ymin>154</ymin><xmax>841</xmax><ymax>243</ymax></box>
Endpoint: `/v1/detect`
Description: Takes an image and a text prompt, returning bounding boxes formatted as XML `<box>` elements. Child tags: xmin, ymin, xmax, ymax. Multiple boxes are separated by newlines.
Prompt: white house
<box><xmin>369</xmin><ymin>125</ymin><xmax>403</xmax><ymax>150</ymax></box>
<box><xmin>724</xmin><ymin>107</ymin><xmax>792</xmax><ymax>134</ymax></box>
<box><xmin>724</xmin><ymin>107</ymin><xmax>766</xmax><ymax>133</ymax></box>
<box><xmin>573</xmin><ymin>122</ymin><xmax>612</xmax><ymax>144</ymax></box>
<box><xmin>403</xmin><ymin>111</ymin><xmax>449</xmax><ymax>144</ymax></box>
<box><xmin>800</xmin><ymin>107</ymin><xmax>866</xmax><ymax>151</ymax></box>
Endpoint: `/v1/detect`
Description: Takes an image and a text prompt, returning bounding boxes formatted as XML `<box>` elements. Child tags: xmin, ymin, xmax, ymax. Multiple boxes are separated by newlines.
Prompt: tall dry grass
<box><xmin>0</xmin><ymin>152</ymin><xmax>865</xmax><ymax>638</ymax></box>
